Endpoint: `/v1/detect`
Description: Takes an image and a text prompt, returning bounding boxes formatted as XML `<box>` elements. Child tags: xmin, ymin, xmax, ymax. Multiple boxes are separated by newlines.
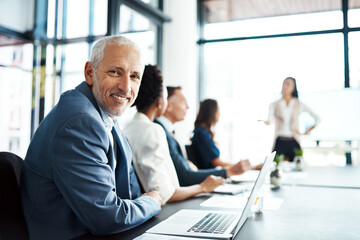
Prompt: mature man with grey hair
<box><xmin>21</xmin><ymin>36</ymin><xmax>162</xmax><ymax>240</ymax></box>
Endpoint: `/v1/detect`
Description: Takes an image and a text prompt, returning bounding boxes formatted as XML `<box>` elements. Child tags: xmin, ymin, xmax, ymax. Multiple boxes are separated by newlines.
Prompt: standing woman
<box><xmin>260</xmin><ymin>77</ymin><xmax>320</xmax><ymax>162</ymax></box>
<box><xmin>190</xmin><ymin>99</ymin><xmax>230</xmax><ymax>169</ymax></box>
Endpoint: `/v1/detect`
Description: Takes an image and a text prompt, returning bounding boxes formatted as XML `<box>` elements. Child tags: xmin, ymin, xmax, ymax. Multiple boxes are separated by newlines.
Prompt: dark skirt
<box><xmin>273</xmin><ymin>137</ymin><xmax>301</xmax><ymax>162</ymax></box>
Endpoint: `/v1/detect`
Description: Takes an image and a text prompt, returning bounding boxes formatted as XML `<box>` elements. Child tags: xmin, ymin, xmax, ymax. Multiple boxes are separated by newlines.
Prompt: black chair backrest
<box><xmin>0</xmin><ymin>152</ymin><xmax>29</xmax><ymax>239</ymax></box>
<box><xmin>185</xmin><ymin>145</ymin><xmax>201</xmax><ymax>168</ymax></box>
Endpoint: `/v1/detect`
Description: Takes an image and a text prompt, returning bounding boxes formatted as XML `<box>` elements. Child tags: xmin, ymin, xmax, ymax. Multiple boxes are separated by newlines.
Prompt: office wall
<box><xmin>163</xmin><ymin>0</ymin><xmax>198</xmax><ymax>145</ymax></box>
<box><xmin>0</xmin><ymin>0</ymin><xmax>34</xmax><ymax>32</ymax></box>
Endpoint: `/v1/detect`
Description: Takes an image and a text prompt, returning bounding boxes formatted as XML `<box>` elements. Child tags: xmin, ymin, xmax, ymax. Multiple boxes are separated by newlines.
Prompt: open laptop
<box><xmin>146</xmin><ymin>151</ymin><xmax>276</xmax><ymax>239</ymax></box>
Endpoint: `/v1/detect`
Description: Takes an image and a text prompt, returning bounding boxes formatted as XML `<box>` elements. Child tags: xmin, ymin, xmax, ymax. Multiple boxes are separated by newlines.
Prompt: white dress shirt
<box><xmin>99</xmin><ymin>105</ymin><xmax>117</xmax><ymax>168</ymax></box>
<box><xmin>124</xmin><ymin>112</ymin><xmax>180</xmax><ymax>205</ymax></box>
<box><xmin>156</xmin><ymin>115</ymin><xmax>175</xmax><ymax>134</ymax></box>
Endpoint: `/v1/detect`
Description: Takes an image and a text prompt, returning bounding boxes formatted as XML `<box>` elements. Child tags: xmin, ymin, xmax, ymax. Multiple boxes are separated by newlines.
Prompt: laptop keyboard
<box><xmin>187</xmin><ymin>213</ymin><xmax>237</xmax><ymax>234</ymax></box>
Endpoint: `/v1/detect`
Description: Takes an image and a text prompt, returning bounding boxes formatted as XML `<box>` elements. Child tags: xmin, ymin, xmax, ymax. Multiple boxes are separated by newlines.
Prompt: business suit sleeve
<box><xmin>165</xmin><ymin>132</ymin><xmax>227</xmax><ymax>186</ymax></box>
<box><xmin>51</xmin><ymin>114</ymin><xmax>160</xmax><ymax>236</ymax></box>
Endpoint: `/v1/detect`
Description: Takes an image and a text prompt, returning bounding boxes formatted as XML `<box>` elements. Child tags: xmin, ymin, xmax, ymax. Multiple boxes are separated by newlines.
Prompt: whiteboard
<box><xmin>299</xmin><ymin>88</ymin><xmax>360</xmax><ymax>141</ymax></box>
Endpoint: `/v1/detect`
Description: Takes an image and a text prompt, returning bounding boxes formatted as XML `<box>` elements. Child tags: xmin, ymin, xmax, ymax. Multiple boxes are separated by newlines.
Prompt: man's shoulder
<box><xmin>154</xmin><ymin>119</ymin><xmax>167</xmax><ymax>132</ymax></box>
<box><xmin>56</xmin><ymin>89</ymin><xmax>99</xmax><ymax>118</ymax></box>
<box><xmin>40</xmin><ymin>89</ymin><xmax>104</xmax><ymax>138</ymax></box>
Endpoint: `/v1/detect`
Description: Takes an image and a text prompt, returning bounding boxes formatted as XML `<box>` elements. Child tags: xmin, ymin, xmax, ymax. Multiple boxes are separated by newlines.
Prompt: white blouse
<box><xmin>123</xmin><ymin>112</ymin><xmax>180</xmax><ymax>205</ymax></box>
<box><xmin>267</xmin><ymin>98</ymin><xmax>321</xmax><ymax>137</ymax></box>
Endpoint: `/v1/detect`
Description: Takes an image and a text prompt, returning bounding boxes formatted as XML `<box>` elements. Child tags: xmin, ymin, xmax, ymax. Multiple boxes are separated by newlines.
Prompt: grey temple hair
<box><xmin>90</xmin><ymin>36</ymin><xmax>141</xmax><ymax>73</ymax></box>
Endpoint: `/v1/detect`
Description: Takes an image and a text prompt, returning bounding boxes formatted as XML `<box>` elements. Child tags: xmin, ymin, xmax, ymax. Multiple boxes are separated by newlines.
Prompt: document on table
<box><xmin>230</xmin><ymin>170</ymin><xmax>260</xmax><ymax>182</ymax></box>
<box><xmin>200</xmin><ymin>195</ymin><xmax>283</xmax><ymax>211</ymax></box>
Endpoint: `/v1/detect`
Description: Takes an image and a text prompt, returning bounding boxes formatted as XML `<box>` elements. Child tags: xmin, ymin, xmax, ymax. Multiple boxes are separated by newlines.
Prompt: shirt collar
<box><xmin>98</xmin><ymin>105</ymin><xmax>116</xmax><ymax>132</ymax></box>
<box><xmin>156</xmin><ymin>116</ymin><xmax>175</xmax><ymax>133</ymax></box>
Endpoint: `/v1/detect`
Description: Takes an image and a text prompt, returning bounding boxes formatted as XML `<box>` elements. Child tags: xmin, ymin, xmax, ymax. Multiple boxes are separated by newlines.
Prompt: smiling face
<box><xmin>85</xmin><ymin>44</ymin><xmax>144</xmax><ymax>117</ymax></box>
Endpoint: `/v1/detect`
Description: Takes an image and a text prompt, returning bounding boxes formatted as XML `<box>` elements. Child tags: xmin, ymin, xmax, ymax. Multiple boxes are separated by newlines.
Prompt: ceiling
<box><xmin>204</xmin><ymin>0</ymin><xmax>360</xmax><ymax>23</ymax></box>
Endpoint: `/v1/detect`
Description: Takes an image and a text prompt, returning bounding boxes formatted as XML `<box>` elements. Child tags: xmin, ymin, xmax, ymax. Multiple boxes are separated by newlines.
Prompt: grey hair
<box><xmin>90</xmin><ymin>35</ymin><xmax>142</xmax><ymax>73</ymax></box>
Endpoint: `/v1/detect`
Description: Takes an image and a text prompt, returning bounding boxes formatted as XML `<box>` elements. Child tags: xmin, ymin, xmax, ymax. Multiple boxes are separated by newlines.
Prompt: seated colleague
<box><xmin>191</xmin><ymin>99</ymin><xmax>223</xmax><ymax>169</ymax></box>
<box><xmin>21</xmin><ymin>36</ymin><xmax>161</xmax><ymax>240</ymax></box>
<box><xmin>155</xmin><ymin>87</ymin><xmax>252</xmax><ymax>187</ymax></box>
<box><xmin>191</xmin><ymin>99</ymin><xmax>247</xmax><ymax>169</ymax></box>
<box><xmin>124</xmin><ymin>65</ymin><xmax>226</xmax><ymax>205</ymax></box>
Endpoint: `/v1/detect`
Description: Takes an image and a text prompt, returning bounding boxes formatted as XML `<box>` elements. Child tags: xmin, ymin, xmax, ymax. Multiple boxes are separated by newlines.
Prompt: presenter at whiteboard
<box><xmin>259</xmin><ymin>77</ymin><xmax>321</xmax><ymax>162</ymax></box>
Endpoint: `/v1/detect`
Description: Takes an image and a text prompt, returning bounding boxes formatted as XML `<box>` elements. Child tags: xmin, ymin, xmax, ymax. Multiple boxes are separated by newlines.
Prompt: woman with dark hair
<box><xmin>260</xmin><ymin>77</ymin><xmax>320</xmax><ymax>162</ymax></box>
<box><xmin>124</xmin><ymin>65</ymin><xmax>225</xmax><ymax>205</ymax></box>
<box><xmin>190</xmin><ymin>99</ymin><xmax>233</xmax><ymax>169</ymax></box>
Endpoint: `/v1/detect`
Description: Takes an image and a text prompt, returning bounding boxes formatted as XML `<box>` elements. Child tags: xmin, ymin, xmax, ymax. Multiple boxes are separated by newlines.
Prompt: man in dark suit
<box><xmin>21</xmin><ymin>36</ymin><xmax>161</xmax><ymax>240</ymax></box>
<box><xmin>155</xmin><ymin>87</ymin><xmax>251</xmax><ymax>186</ymax></box>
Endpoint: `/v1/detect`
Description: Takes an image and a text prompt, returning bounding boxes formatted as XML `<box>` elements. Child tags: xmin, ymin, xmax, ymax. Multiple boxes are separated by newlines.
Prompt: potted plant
<box><xmin>293</xmin><ymin>148</ymin><xmax>304</xmax><ymax>171</ymax></box>
<box><xmin>270</xmin><ymin>154</ymin><xmax>284</xmax><ymax>188</ymax></box>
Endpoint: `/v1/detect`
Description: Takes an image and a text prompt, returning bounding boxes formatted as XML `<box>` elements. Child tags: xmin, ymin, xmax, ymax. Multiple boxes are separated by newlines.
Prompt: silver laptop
<box><xmin>146</xmin><ymin>151</ymin><xmax>276</xmax><ymax>239</ymax></box>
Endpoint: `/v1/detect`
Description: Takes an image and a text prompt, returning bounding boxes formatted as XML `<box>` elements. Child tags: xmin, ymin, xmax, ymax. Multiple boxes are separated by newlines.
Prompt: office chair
<box><xmin>0</xmin><ymin>152</ymin><xmax>29</xmax><ymax>239</ymax></box>
<box><xmin>185</xmin><ymin>145</ymin><xmax>201</xmax><ymax>169</ymax></box>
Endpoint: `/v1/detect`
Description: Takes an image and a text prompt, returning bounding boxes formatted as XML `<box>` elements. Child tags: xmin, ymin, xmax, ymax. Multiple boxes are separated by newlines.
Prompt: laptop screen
<box><xmin>231</xmin><ymin>151</ymin><xmax>276</xmax><ymax>238</ymax></box>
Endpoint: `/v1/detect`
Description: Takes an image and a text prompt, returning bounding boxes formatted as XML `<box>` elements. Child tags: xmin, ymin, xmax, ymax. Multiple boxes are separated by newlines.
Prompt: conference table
<box><xmin>281</xmin><ymin>164</ymin><xmax>360</xmax><ymax>188</ymax></box>
<box><xmin>76</xmin><ymin>165</ymin><xmax>360</xmax><ymax>240</ymax></box>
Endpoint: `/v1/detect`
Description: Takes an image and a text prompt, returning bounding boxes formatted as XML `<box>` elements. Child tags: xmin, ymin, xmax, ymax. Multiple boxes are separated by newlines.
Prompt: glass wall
<box><xmin>200</xmin><ymin>0</ymin><xmax>360</xmax><ymax>166</ymax></box>
<box><xmin>202</xmin><ymin>33</ymin><xmax>345</xmax><ymax>163</ymax></box>
<box><xmin>204</xmin><ymin>11</ymin><xmax>343</xmax><ymax>39</ymax></box>
<box><xmin>0</xmin><ymin>44</ymin><xmax>33</xmax><ymax>157</ymax></box>
<box><xmin>349</xmin><ymin>32</ymin><xmax>360</xmax><ymax>88</ymax></box>
<box><xmin>119</xmin><ymin>4</ymin><xmax>158</xmax><ymax>65</ymax></box>
<box><xmin>349</xmin><ymin>0</ymin><xmax>360</xmax><ymax>27</ymax></box>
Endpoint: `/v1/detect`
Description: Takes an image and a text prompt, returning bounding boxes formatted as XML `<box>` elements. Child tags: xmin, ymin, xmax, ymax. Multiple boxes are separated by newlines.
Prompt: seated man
<box><xmin>124</xmin><ymin>65</ymin><xmax>226</xmax><ymax>205</ymax></box>
<box><xmin>21</xmin><ymin>36</ymin><xmax>161</xmax><ymax>240</ymax></box>
<box><xmin>155</xmin><ymin>87</ymin><xmax>252</xmax><ymax>186</ymax></box>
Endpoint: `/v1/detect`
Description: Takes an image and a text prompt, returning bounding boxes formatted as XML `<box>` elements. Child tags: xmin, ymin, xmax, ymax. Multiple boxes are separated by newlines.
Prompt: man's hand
<box><xmin>142</xmin><ymin>191</ymin><xmax>162</xmax><ymax>206</ymax></box>
<box><xmin>200</xmin><ymin>175</ymin><xmax>226</xmax><ymax>193</ymax></box>
<box><xmin>252</xmin><ymin>163</ymin><xmax>263</xmax><ymax>170</ymax></box>
<box><xmin>225</xmin><ymin>159</ymin><xmax>251</xmax><ymax>177</ymax></box>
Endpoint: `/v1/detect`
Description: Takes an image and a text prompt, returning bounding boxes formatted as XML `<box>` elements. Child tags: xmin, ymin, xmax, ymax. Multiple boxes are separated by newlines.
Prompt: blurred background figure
<box><xmin>190</xmin><ymin>99</ymin><xmax>255</xmax><ymax>170</ymax></box>
<box><xmin>259</xmin><ymin>77</ymin><xmax>321</xmax><ymax>162</ymax></box>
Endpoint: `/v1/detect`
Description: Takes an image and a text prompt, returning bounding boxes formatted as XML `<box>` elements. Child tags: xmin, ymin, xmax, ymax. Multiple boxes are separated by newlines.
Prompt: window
<box><xmin>119</xmin><ymin>4</ymin><xmax>158</xmax><ymax>64</ymax></box>
<box><xmin>349</xmin><ymin>32</ymin><xmax>360</xmax><ymax>88</ymax></box>
<box><xmin>61</xmin><ymin>42</ymin><xmax>89</xmax><ymax>92</ymax></box>
<box><xmin>0</xmin><ymin>44</ymin><xmax>33</xmax><ymax>158</ymax></box>
<box><xmin>93</xmin><ymin>0</ymin><xmax>108</xmax><ymax>35</ymax></box>
<box><xmin>202</xmin><ymin>33</ymin><xmax>344</xmax><ymax>162</ymax></box>
<box><xmin>66</xmin><ymin>0</ymin><xmax>90</xmax><ymax>38</ymax></box>
<box><xmin>199</xmin><ymin>0</ymin><xmax>360</xmax><ymax>165</ymax></box>
<box><xmin>348</xmin><ymin>0</ymin><xmax>360</xmax><ymax>27</ymax></box>
<box><xmin>203</xmin><ymin>0</ymin><xmax>342</xmax><ymax>39</ymax></box>
<box><xmin>204</xmin><ymin>11</ymin><xmax>343</xmax><ymax>39</ymax></box>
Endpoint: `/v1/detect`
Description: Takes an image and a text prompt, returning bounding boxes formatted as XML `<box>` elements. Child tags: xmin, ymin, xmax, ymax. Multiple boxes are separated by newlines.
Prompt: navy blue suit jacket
<box><xmin>154</xmin><ymin>119</ymin><xmax>227</xmax><ymax>186</ymax></box>
<box><xmin>21</xmin><ymin>82</ymin><xmax>160</xmax><ymax>240</ymax></box>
